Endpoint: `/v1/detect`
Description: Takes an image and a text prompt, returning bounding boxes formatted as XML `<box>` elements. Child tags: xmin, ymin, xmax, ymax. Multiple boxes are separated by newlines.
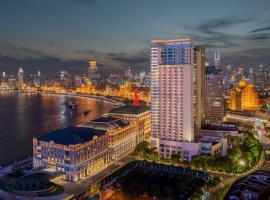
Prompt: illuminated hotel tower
<box><xmin>150</xmin><ymin>38</ymin><xmax>199</xmax><ymax>161</ymax></box>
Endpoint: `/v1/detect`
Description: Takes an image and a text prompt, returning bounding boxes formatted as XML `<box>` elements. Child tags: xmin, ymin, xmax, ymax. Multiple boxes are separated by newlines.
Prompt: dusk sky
<box><xmin>0</xmin><ymin>0</ymin><xmax>270</xmax><ymax>75</ymax></box>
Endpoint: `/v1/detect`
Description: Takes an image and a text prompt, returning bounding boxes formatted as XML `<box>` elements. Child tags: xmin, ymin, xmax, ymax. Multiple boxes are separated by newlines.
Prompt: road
<box><xmin>51</xmin><ymin>154</ymin><xmax>136</xmax><ymax>199</ymax></box>
<box><xmin>206</xmin><ymin>123</ymin><xmax>270</xmax><ymax>200</ymax></box>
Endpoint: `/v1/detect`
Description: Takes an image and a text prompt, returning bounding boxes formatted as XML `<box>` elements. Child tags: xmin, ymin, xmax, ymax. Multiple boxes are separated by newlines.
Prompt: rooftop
<box><xmin>151</xmin><ymin>38</ymin><xmax>192</xmax><ymax>44</ymax></box>
<box><xmin>206</xmin><ymin>66</ymin><xmax>222</xmax><ymax>75</ymax></box>
<box><xmin>80</xmin><ymin>116</ymin><xmax>129</xmax><ymax>131</ymax></box>
<box><xmin>37</xmin><ymin>126</ymin><xmax>106</xmax><ymax>145</ymax></box>
<box><xmin>109</xmin><ymin>105</ymin><xmax>150</xmax><ymax>115</ymax></box>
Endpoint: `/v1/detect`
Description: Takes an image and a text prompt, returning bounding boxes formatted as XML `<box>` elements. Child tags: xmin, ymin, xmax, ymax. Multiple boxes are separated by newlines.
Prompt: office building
<box><xmin>193</xmin><ymin>46</ymin><xmax>205</xmax><ymax>130</ymax></box>
<box><xmin>18</xmin><ymin>66</ymin><xmax>24</xmax><ymax>88</ymax></box>
<box><xmin>88</xmin><ymin>60</ymin><xmax>100</xmax><ymax>82</ymax></box>
<box><xmin>204</xmin><ymin>66</ymin><xmax>224</xmax><ymax>125</ymax></box>
<box><xmin>1</xmin><ymin>72</ymin><xmax>6</xmax><ymax>83</ymax></box>
<box><xmin>150</xmin><ymin>38</ymin><xmax>198</xmax><ymax>161</ymax></box>
<box><xmin>59</xmin><ymin>71</ymin><xmax>71</xmax><ymax>89</ymax></box>
<box><xmin>8</xmin><ymin>75</ymin><xmax>17</xmax><ymax>90</ymax></box>
<box><xmin>213</xmin><ymin>51</ymin><xmax>221</xmax><ymax>67</ymax></box>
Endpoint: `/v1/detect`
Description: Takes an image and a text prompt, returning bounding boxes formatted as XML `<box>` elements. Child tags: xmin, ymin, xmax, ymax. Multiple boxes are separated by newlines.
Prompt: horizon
<box><xmin>0</xmin><ymin>0</ymin><xmax>270</xmax><ymax>75</ymax></box>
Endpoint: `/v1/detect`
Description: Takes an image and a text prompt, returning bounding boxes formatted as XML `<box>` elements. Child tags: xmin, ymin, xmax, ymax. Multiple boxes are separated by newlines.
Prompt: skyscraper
<box><xmin>1</xmin><ymin>72</ymin><xmax>6</xmax><ymax>83</ymax></box>
<box><xmin>88</xmin><ymin>60</ymin><xmax>100</xmax><ymax>84</ymax></box>
<box><xmin>193</xmin><ymin>46</ymin><xmax>205</xmax><ymax>130</ymax></box>
<box><xmin>18</xmin><ymin>66</ymin><xmax>24</xmax><ymax>88</ymax></box>
<box><xmin>204</xmin><ymin>66</ymin><xmax>224</xmax><ymax>125</ymax></box>
<box><xmin>150</xmin><ymin>38</ymin><xmax>199</xmax><ymax>161</ymax></box>
<box><xmin>214</xmin><ymin>51</ymin><xmax>220</xmax><ymax>67</ymax></box>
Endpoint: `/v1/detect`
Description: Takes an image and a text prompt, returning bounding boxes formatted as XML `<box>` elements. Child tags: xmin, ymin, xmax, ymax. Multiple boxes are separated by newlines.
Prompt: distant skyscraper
<box><xmin>8</xmin><ymin>75</ymin><xmax>17</xmax><ymax>90</ymax></box>
<box><xmin>88</xmin><ymin>60</ymin><xmax>100</xmax><ymax>83</ymax></box>
<box><xmin>193</xmin><ymin>46</ymin><xmax>205</xmax><ymax>130</ymax></box>
<box><xmin>150</xmin><ymin>38</ymin><xmax>199</xmax><ymax>161</ymax></box>
<box><xmin>60</xmin><ymin>71</ymin><xmax>71</xmax><ymax>88</ymax></box>
<box><xmin>214</xmin><ymin>51</ymin><xmax>221</xmax><ymax>67</ymax></box>
<box><xmin>204</xmin><ymin>66</ymin><xmax>224</xmax><ymax>125</ymax></box>
<box><xmin>18</xmin><ymin>66</ymin><xmax>24</xmax><ymax>88</ymax></box>
<box><xmin>248</xmin><ymin>68</ymin><xmax>254</xmax><ymax>82</ymax></box>
<box><xmin>33</xmin><ymin>71</ymin><xmax>41</xmax><ymax>88</ymax></box>
<box><xmin>1</xmin><ymin>72</ymin><xmax>6</xmax><ymax>83</ymax></box>
<box><xmin>89</xmin><ymin>60</ymin><xmax>97</xmax><ymax>71</ymax></box>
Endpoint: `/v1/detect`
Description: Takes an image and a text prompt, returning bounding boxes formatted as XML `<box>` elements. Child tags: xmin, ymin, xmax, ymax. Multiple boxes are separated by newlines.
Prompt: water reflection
<box><xmin>0</xmin><ymin>93</ymin><xmax>112</xmax><ymax>166</ymax></box>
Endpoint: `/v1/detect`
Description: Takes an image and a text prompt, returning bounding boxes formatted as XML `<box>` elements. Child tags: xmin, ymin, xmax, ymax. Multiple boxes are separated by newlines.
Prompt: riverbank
<box><xmin>20</xmin><ymin>91</ymin><xmax>125</xmax><ymax>106</ymax></box>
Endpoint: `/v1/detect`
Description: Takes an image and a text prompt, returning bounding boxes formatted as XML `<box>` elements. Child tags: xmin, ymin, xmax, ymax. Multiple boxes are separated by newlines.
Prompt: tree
<box><xmin>171</xmin><ymin>154</ymin><xmax>181</xmax><ymax>164</ymax></box>
<box><xmin>11</xmin><ymin>164</ymin><xmax>24</xmax><ymax>178</ymax></box>
<box><xmin>149</xmin><ymin>184</ymin><xmax>160</xmax><ymax>197</ymax></box>
<box><xmin>163</xmin><ymin>185</ymin><xmax>173</xmax><ymax>197</ymax></box>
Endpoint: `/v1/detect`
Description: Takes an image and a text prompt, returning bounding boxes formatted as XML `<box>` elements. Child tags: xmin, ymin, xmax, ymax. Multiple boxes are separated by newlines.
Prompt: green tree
<box><xmin>163</xmin><ymin>185</ymin><xmax>173</xmax><ymax>197</ymax></box>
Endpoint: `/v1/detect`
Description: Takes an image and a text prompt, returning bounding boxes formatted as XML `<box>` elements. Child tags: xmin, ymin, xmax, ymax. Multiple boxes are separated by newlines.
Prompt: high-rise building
<box><xmin>193</xmin><ymin>46</ymin><xmax>205</xmax><ymax>130</ymax></box>
<box><xmin>8</xmin><ymin>75</ymin><xmax>17</xmax><ymax>90</ymax></box>
<box><xmin>88</xmin><ymin>60</ymin><xmax>99</xmax><ymax>81</ymax></box>
<box><xmin>1</xmin><ymin>72</ymin><xmax>6</xmax><ymax>83</ymax></box>
<box><xmin>214</xmin><ymin>51</ymin><xmax>220</xmax><ymax>67</ymax></box>
<box><xmin>60</xmin><ymin>71</ymin><xmax>71</xmax><ymax>89</ymax></box>
<box><xmin>150</xmin><ymin>38</ymin><xmax>199</xmax><ymax>161</ymax></box>
<box><xmin>18</xmin><ymin>66</ymin><xmax>24</xmax><ymax>88</ymax></box>
<box><xmin>33</xmin><ymin>71</ymin><xmax>41</xmax><ymax>88</ymax></box>
<box><xmin>204</xmin><ymin>66</ymin><xmax>224</xmax><ymax>125</ymax></box>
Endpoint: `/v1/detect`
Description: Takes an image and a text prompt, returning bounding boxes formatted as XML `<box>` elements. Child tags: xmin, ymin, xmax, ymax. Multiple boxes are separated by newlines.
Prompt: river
<box><xmin>0</xmin><ymin>93</ymin><xmax>113</xmax><ymax>166</ymax></box>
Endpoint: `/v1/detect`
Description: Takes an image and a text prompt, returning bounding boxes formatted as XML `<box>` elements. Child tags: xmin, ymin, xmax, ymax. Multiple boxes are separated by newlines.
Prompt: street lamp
<box><xmin>239</xmin><ymin>159</ymin><xmax>246</xmax><ymax>167</ymax></box>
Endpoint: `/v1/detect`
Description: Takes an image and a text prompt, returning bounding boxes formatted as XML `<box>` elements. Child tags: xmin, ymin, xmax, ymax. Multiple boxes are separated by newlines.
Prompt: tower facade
<box><xmin>18</xmin><ymin>66</ymin><xmax>24</xmax><ymax>88</ymax></box>
<box><xmin>193</xmin><ymin>46</ymin><xmax>205</xmax><ymax>130</ymax></box>
<box><xmin>204</xmin><ymin>66</ymin><xmax>224</xmax><ymax>125</ymax></box>
<box><xmin>214</xmin><ymin>51</ymin><xmax>221</xmax><ymax>67</ymax></box>
<box><xmin>150</xmin><ymin>38</ymin><xmax>199</xmax><ymax>161</ymax></box>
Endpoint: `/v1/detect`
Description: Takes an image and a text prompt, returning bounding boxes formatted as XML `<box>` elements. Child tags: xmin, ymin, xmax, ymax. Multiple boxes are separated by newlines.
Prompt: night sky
<box><xmin>0</xmin><ymin>0</ymin><xmax>270</xmax><ymax>75</ymax></box>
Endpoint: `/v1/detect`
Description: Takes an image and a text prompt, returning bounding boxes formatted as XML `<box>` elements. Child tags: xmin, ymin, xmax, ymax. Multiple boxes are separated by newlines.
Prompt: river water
<box><xmin>0</xmin><ymin>93</ymin><xmax>113</xmax><ymax>166</ymax></box>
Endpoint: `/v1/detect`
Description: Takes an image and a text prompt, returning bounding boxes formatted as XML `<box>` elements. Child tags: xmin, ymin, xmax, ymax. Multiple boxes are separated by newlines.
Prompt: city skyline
<box><xmin>0</xmin><ymin>0</ymin><xmax>270</xmax><ymax>75</ymax></box>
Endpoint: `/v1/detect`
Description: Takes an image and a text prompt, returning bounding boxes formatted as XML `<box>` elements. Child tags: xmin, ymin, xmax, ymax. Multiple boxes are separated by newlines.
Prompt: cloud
<box><xmin>0</xmin><ymin>43</ymin><xmax>49</xmax><ymax>59</ymax></box>
<box><xmin>105</xmin><ymin>51</ymin><xmax>148</xmax><ymax>65</ymax></box>
<box><xmin>249</xmin><ymin>33</ymin><xmax>270</xmax><ymax>40</ymax></box>
<box><xmin>0</xmin><ymin>53</ymin><xmax>88</xmax><ymax>76</ymax></box>
<box><xmin>75</xmin><ymin>49</ymin><xmax>149</xmax><ymax>71</ymax></box>
<box><xmin>67</xmin><ymin>0</ymin><xmax>96</xmax><ymax>5</ymax></box>
<box><xmin>249</xmin><ymin>26</ymin><xmax>270</xmax><ymax>33</ymax></box>
<box><xmin>182</xmin><ymin>17</ymin><xmax>253</xmax><ymax>50</ymax></box>
<box><xmin>221</xmin><ymin>47</ymin><xmax>270</xmax><ymax>67</ymax></box>
<box><xmin>197</xmin><ymin>18</ymin><xmax>252</xmax><ymax>34</ymax></box>
<box><xmin>0</xmin><ymin>44</ymin><xmax>149</xmax><ymax>75</ymax></box>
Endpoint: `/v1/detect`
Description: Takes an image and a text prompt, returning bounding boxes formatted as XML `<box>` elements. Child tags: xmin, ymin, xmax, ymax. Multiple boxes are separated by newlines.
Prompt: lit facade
<box><xmin>229</xmin><ymin>80</ymin><xmax>260</xmax><ymax>111</ymax></box>
<box><xmin>33</xmin><ymin>106</ymin><xmax>150</xmax><ymax>182</ymax></box>
<box><xmin>150</xmin><ymin>38</ymin><xmax>198</xmax><ymax>161</ymax></box>
<box><xmin>204</xmin><ymin>66</ymin><xmax>224</xmax><ymax>125</ymax></box>
<box><xmin>18</xmin><ymin>66</ymin><xmax>24</xmax><ymax>89</ymax></box>
<box><xmin>108</xmin><ymin>105</ymin><xmax>151</xmax><ymax>142</ymax></box>
<box><xmin>193</xmin><ymin>46</ymin><xmax>205</xmax><ymax>130</ymax></box>
<box><xmin>88</xmin><ymin>60</ymin><xmax>100</xmax><ymax>82</ymax></box>
<box><xmin>197</xmin><ymin>136</ymin><xmax>227</xmax><ymax>157</ymax></box>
